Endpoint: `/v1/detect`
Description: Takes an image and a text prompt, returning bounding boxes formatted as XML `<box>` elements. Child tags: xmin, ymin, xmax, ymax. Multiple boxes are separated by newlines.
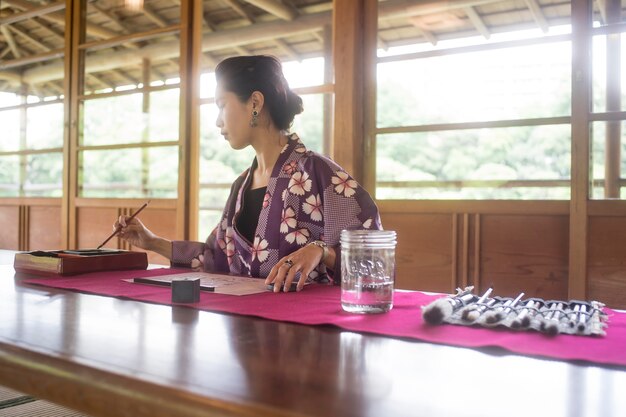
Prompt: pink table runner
<box><xmin>19</xmin><ymin>268</ymin><xmax>626</xmax><ymax>368</ymax></box>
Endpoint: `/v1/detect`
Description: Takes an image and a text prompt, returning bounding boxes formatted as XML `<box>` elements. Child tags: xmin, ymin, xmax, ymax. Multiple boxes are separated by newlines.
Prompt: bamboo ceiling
<box><xmin>0</xmin><ymin>0</ymin><xmax>615</xmax><ymax>97</ymax></box>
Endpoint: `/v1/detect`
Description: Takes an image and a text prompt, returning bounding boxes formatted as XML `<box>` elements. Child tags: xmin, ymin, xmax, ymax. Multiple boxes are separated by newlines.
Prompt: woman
<box><xmin>115</xmin><ymin>55</ymin><xmax>381</xmax><ymax>292</ymax></box>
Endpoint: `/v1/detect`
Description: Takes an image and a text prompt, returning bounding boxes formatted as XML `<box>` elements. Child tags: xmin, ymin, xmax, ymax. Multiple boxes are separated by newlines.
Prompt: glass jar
<box><xmin>340</xmin><ymin>230</ymin><xmax>397</xmax><ymax>314</ymax></box>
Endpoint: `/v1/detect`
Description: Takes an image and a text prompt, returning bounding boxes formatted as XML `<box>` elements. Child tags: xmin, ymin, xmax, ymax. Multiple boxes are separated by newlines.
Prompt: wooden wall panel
<box><xmin>480</xmin><ymin>215</ymin><xmax>569</xmax><ymax>299</ymax></box>
<box><xmin>28</xmin><ymin>206</ymin><xmax>62</xmax><ymax>250</ymax></box>
<box><xmin>0</xmin><ymin>206</ymin><xmax>20</xmax><ymax>250</ymax></box>
<box><xmin>380</xmin><ymin>212</ymin><xmax>453</xmax><ymax>293</ymax></box>
<box><xmin>76</xmin><ymin>207</ymin><xmax>176</xmax><ymax>265</ymax></box>
<box><xmin>588</xmin><ymin>217</ymin><xmax>626</xmax><ymax>309</ymax></box>
<box><xmin>129</xmin><ymin>208</ymin><xmax>177</xmax><ymax>265</ymax></box>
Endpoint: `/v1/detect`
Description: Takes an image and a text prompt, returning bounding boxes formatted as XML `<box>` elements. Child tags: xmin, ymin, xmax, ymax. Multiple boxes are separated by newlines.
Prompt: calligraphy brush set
<box><xmin>422</xmin><ymin>286</ymin><xmax>608</xmax><ymax>336</ymax></box>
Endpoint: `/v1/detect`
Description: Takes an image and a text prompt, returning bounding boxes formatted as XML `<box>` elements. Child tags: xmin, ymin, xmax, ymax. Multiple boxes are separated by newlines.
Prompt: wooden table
<box><xmin>0</xmin><ymin>250</ymin><xmax>625</xmax><ymax>417</ymax></box>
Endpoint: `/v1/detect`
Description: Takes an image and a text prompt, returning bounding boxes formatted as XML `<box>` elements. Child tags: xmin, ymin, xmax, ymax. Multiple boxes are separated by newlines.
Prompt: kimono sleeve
<box><xmin>171</xmin><ymin>227</ymin><xmax>218</xmax><ymax>270</ymax></box>
<box><xmin>313</xmin><ymin>156</ymin><xmax>382</xmax><ymax>283</ymax></box>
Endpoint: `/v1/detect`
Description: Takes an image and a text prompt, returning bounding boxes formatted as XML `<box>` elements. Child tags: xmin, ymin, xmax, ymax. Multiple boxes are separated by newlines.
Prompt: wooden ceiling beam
<box><xmin>223</xmin><ymin>0</ymin><xmax>255</xmax><ymax>24</ymax></box>
<box><xmin>8</xmin><ymin>24</ymin><xmax>54</xmax><ymax>52</ymax></box>
<box><xmin>524</xmin><ymin>0</ymin><xmax>549</xmax><ymax>33</ymax></box>
<box><xmin>91</xmin><ymin>3</ymin><xmax>132</xmax><ymax>34</ymax></box>
<box><xmin>0</xmin><ymin>25</ymin><xmax>21</xmax><ymax>58</ymax></box>
<box><xmin>31</xmin><ymin>17</ymin><xmax>65</xmax><ymax>41</ymax></box>
<box><xmin>87</xmin><ymin>73</ymin><xmax>116</xmax><ymax>89</ymax></box>
<box><xmin>465</xmin><ymin>6</ymin><xmax>491</xmax><ymax>39</ymax></box>
<box><xmin>111</xmin><ymin>68</ymin><xmax>139</xmax><ymax>85</ymax></box>
<box><xmin>6</xmin><ymin>0</ymin><xmax>509</xmax><ymax>85</ymax></box>
<box><xmin>3</xmin><ymin>0</ymin><xmax>119</xmax><ymax>39</ymax></box>
<box><xmin>0</xmin><ymin>46</ymin><xmax>12</xmax><ymax>60</ymax></box>
<box><xmin>242</xmin><ymin>0</ymin><xmax>297</xmax><ymax>21</ymax></box>
<box><xmin>143</xmin><ymin>5</ymin><xmax>169</xmax><ymax>28</ymax></box>
<box><xmin>0</xmin><ymin>48</ymin><xmax>64</xmax><ymax>70</ymax></box>
<box><xmin>273</xmin><ymin>38</ymin><xmax>299</xmax><ymax>61</ymax></box>
<box><xmin>0</xmin><ymin>1</ymin><xmax>65</xmax><ymax>25</ymax></box>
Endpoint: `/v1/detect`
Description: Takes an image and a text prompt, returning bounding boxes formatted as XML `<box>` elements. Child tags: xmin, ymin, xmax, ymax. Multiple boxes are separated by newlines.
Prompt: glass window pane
<box><xmin>81</xmin><ymin>148</ymin><xmax>142</xmax><ymax>197</ymax></box>
<box><xmin>83</xmin><ymin>94</ymin><xmax>144</xmax><ymax>145</ymax></box>
<box><xmin>0</xmin><ymin>156</ymin><xmax>19</xmax><ymax>197</ymax></box>
<box><xmin>0</xmin><ymin>92</ymin><xmax>20</xmax><ymax>109</ymax></box>
<box><xmin>199</xmin><ymin>104</ymin><xmax>255</xmax><ymax>185</ymax></box>
<box><xmin>592</xmin><ymin>33</ymin><xmax>626</xmax><ymax>113</ymax></box>
<box><xmin>24</xmin><ymin>153</ymin><xmax>63</xmax><ymax>197</ymax></box>
<box><xmin>27</xmin><ymin>104</ymin><xmax>64</xmax><ymax>149</ymax></box>
<box><xmin>282</xmin><ymin>57</ymin><xmax>325</xmax><ymax>88</ymax></box>
<box><xmin>80</xmin><ymin>147</ymin><xmax>177</xmax><ymax>198</ymax></box>
<box><xmin>147</xmin><ymin>146</ymin><xmax>178</xmax><ymax>197</ymax></box>
<box><xmin>376</xmin><ymin>125</ymin><xmax>571</xmax><ymax>200</ymax></box>
<box><xmin>591</xmin><ymin>121</ymin><xmax>626</xmax><ymax>199</ymax></box>
<box><xmin>0</xmin><ymin>110</ymin><xmax>20</xmax><ymax>152</ymax></box>
<box><xmin>377</xmin><ymin>42</ymin><xmax>572</xmax><ymax>127</ymax></box>
<box><xmin>291</xmin><ymin>93</ymin><xmax>325</xmax><ymax>155</ymax></box>
<box><xmin>149</xmin><ymin>89</ymin><xmax>180</xmax><ymax>141</ymax></box>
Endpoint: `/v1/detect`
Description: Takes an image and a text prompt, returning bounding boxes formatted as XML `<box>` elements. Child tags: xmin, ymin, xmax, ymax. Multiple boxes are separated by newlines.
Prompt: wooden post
<box><xmin>63</xmin><ymin>0</ymin><xmax>86</xmax><ymax>249</ymax></box>
<box><xmin>142</xmin><ymin>58</ymin><xmax>151</xmax><ymax>197</ymax></box>
<box><xmin>569</xmin><ymin>0</ymin><xmax>592</xmax><ymax>300</ymax></box>
<box><xmin>604</xmin><ymin>0</ymin><xmax>621</xmax><ymax>198</ymax></box>
<box><xmin>332</xmin><ymin>0</ymin><xmax>377</xmax><ymax>186</ymax></box>
<box><xmin>178</xmin><ymin>0</ymin><xmax>202</xmax><ymax>241</ymax></box>
<box><xmin>322</xmin><ymin>24</ymin><xmax>333</xmax><ymax>157</ymax></box>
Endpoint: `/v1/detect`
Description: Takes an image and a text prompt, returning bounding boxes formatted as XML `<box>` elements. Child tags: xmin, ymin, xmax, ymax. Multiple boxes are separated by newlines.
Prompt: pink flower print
<box><xmin>224</xmin><ymin>227</ymin><xmax>235</xmax><ymax>264</ymax></box>
<box><xmin>251</xmin><ymin>236</ymin><xmax>269</xmax><ymax>263</ymax></box>
<box><xmin>263</xmin><ymin>191</ymin><xmax>271</xmax><ymax>208</ymax></box>
<box><xmin>288</xmin><ymin>171</ymin><xmax>311</xmax><ymax>196</ymax></box>
<box><xmin>286</xmin><ymin>228</ymin><xmax>310</xmax><ymax>245</ymax></box>
<box><xmin>283</xmin><ymin>161</ymin><xmax>298</xmax><ymax>175</ymax></box>
<box><xmin>280</xmin><ymin>206</ymin><xmax>297</xmax><ymax>233</ymax></box>
<box><xmin>363</xmin><ymin>218</ymin><xmax>372</xmax><ymax>229</ymax></box>
<box><xmin>332</xmin><ymin>171</ymin><xmax>357</xmax><ymax>197</ymax></box>
<box><xmin>302</xmin><ymin>194</ymin><xmax>323</xmax><ymax>222</ymax></box>
<box><xmin>190</xmin><ymin>254</ymin><xmax>205</xmax><ymax>271</ymax></box>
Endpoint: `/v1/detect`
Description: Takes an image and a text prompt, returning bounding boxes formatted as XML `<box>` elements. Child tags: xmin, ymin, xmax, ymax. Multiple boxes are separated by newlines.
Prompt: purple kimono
<box><xmin>171</xmin><ymin>133</ymin><xmax>382</xmax><ymax>283</ymax></box>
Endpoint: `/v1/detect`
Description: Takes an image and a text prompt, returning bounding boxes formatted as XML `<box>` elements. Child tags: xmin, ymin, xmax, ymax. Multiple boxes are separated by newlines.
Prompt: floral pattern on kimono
<box><xmin>171</xmin><ymin>133</ymin><xmax>382</xmax><ymax>283</ymax></box>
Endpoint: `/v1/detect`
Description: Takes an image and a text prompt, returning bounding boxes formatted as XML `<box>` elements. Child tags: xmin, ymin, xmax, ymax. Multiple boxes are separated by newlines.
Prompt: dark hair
<box><xmin>215</xmin><ymin>55</ymin><xmax>303</xmax><ymax>131</ymax></box>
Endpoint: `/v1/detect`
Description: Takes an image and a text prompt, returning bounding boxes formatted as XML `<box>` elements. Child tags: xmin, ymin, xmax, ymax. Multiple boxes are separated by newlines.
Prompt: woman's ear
<box><xmin>249</xmin><ymin>90</ymin><xmax>265</xmax><ymax>112</ymax></box>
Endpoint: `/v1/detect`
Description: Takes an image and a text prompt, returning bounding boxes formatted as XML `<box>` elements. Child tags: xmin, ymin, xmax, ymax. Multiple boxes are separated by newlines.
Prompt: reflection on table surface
<box><xmin>0</xmin><ymin>256</ymin><xmax>625</xmax><ymax>417</ymax></box>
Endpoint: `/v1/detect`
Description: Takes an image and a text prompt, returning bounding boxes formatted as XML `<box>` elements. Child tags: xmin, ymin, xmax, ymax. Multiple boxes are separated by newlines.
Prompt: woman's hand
<box><xmin>114</xmin><ymin>215</ymin><xmax>156</xmax><ymax>250</ymax></box>
<box><xmin>264</xmin><ymin>243</ymin><xmax>327</xmax><ymax>293</ymax></box>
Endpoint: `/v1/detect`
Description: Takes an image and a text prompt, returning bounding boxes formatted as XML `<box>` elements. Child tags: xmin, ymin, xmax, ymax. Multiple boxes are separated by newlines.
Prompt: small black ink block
<box><xmin>172</xmin><ymin>277</ymin><xmax>200</xmax><ymax>303</ymax></box>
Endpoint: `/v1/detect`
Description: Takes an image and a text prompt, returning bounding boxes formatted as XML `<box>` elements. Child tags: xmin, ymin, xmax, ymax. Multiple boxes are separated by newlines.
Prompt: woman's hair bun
<box><xmin>215</xmin><ymin>55</ymin><xmax>304</xmax><ymax>130</ymax></box>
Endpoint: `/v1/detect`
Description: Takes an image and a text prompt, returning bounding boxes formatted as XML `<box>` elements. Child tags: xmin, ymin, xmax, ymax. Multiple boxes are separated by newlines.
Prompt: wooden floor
<box><xmin>0</xmin><ymin>385</ymin><xmax>91</xmax><ymax>417</ymax></box>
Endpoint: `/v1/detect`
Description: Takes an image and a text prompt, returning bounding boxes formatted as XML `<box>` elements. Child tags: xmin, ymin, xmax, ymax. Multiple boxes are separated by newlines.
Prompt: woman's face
<box><xmin>215</xmin><ymin>86</ymin><xmax>253</xmax><ymax>150</ymax></box>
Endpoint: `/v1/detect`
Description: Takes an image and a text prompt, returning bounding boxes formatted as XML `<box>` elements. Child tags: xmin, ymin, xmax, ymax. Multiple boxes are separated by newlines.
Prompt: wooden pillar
<box><xmin>142</xmin><ymin>58</ymin><xmax>151</xmax><ymax>197</ymax></box>
<box><xmin>332</xmin><ymin>0</ymin><xmax>377</xmax><ymax>187</ymax></box>
<box><xmin>322</xmin><ymin>24</ymin><xmax>333</xmax><ymax>157</ymax></box>
<box><xmin>19</xmin><ymin>84</ymin><xmax>27</xmax><ymax>197</ymax></box>
<box><xmin>604</xmin><ymin>0</ymin><xmax>622</xmax><ymax>198</ymax></box>
<box><xmin>569</xmin><ymin>0</ymin><xmax>593</xmax><ymax>300</ymax></box>
<box><xmin>178</xmin><ymin>0</ymin><xmax>202</xmax><ymax>241</ymax></box>
<box><xmin>62</xmin><ymin>0</ymin><xmax>86</xmax><ymax>249</ymax></box>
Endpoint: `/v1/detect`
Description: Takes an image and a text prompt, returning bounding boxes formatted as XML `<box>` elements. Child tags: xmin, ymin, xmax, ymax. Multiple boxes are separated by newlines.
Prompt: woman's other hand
<box><xmin>265</xmin><ymin>243</ymin><xmax>330</xmax><ymax>293</ymax></box>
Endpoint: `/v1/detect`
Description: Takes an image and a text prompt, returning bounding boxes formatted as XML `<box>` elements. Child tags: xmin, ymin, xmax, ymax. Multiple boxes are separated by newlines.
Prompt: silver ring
<box><xmin>283</xmin><ymin>259</ymin><xmax>294</xmax><ymax>268</ymax></box>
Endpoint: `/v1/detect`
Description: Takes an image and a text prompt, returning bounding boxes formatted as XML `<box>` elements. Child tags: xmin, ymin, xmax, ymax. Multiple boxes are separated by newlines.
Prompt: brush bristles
<box><xmin>422</xmin><ymin>299</ymin><xmax>453</xmax><ymax>325</ymax></box>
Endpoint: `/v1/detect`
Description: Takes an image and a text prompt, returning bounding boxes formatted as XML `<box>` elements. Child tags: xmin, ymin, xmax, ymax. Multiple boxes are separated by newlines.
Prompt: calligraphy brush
<box><xmin>96</xmin><ymin>200</ymin><xmax>150</xmax><ymax>250</ymax></box>
<box><xmin>422</xmin><ymin>286</ymin><xmax>475</xmax><ymax>325</ymax></box>
<box><xmin>461</xmin><ymin>287</ymin><xmax>493</xmax><ymax>321</ymax></box>
<box><xmin>484</xmin><ymin>292</ymin><xmax>524</xmax><ymax>324</ymax></box>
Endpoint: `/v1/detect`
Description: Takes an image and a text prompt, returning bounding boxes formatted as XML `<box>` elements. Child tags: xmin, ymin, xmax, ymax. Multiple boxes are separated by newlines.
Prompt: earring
<box><xmin>250</xmin><ymin>109</ymin><xmax>258</xmax><ymax>127</ymax></box>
